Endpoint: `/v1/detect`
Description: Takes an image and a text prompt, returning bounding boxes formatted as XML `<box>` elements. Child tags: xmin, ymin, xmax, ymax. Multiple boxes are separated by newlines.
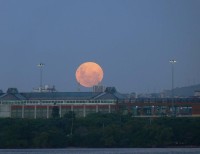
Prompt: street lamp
<box><xmin>37</xmin><ymin>63</ymin><xmax>45</xmax><ymax>92</ymax></box>
<box><xmin>169</xmin><ymin>59</ymin><xmax>177</xmax><ymax>116</ymax></box>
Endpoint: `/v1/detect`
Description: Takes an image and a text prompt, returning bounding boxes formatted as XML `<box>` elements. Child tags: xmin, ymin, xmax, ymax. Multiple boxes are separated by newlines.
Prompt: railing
<box><xmin>0</xmin><ymin>99</ymin><xmax>116</xmax><ymax>105</ymax></box>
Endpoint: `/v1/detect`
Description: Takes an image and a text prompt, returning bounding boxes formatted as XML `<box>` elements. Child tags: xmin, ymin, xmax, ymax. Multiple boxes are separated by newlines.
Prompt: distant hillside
<box><xmin>163</xmin><ymin>84</ymin><xmax>200</xmax><ymax>97</ymax></box>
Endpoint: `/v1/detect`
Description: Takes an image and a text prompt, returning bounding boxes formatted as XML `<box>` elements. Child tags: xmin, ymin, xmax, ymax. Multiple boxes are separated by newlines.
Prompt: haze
<box><xmin>0</xmin><ymin>0</ymin><xmax>199</xmax><ymax>93</ymax></box>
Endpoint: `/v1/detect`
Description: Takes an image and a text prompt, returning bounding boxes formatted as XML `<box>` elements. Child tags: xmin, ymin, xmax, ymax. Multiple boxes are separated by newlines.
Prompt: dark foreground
<box><xmin>0</xmin><ymin>112</ymin><xmax>200</xmax><ymax>148</ymax></box>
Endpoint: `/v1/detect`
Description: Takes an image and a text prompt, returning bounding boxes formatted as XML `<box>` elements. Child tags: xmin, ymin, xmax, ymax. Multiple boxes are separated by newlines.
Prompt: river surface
<box><xmin>0</xmin><ymin>148</ymin><xmax>200</xmax><ymax>154</ymax></box>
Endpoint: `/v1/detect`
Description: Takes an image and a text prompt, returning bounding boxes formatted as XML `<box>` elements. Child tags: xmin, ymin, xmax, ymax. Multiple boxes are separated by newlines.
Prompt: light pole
<box><xmin>169</xmin><ymin>59</ymin><xmax>176</xmax><ymax>116</ymax></box>
<box><xmin>37</xmin><ymin>63</ymin><xmax>45</xmax><ymax>92</ymax></box>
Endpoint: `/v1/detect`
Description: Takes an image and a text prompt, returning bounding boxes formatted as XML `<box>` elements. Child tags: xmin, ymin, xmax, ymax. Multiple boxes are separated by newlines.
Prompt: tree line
<box><xmin>0</xmin><ymin>112</ymin><xmax>200</xmax><ymax>148</ymax></box>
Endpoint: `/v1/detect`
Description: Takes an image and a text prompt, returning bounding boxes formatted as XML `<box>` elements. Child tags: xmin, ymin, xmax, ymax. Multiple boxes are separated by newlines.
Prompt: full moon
<box><xmin>75</xmin><ymin>62</ymin><xmax>104</xmax><ymax>87</ymax></box>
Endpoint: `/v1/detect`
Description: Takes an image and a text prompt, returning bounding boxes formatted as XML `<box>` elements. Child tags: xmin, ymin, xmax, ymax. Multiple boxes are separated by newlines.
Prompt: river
<box><xmin>0</xmin><ymin>148</ymin><xmax>200</xmax><ymax>154</ymax></box>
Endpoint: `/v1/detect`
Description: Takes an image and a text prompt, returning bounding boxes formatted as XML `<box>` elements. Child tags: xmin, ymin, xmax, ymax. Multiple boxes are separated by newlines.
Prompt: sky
<box><xmin>0</xmin><ymin>0</ymin><xmax>200</xmax><ymax>93</ymax></box>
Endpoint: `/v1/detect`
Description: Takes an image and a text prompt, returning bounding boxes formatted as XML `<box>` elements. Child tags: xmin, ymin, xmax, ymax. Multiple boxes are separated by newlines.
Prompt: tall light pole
<box><xmin>37</xmin><ymin>63</ymin><xmax>45</xmax><ymax>92</ymax></box>
<box><xmin>169</xmin><ymin>59</ymin><xmax>177</xmax><ymax>116</ymax></box>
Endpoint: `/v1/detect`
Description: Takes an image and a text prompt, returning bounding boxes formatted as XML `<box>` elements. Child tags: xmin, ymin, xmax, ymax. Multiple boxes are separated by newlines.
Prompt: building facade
<box><xmin>120</xmin><ymin>97</ymin><xmax>200</xmax><ymax>117</ymax></box>
<box><xmin>1</xmin><ymin>87</ymin><xmax>200</xmax><ymax>119</ymax></box>
<box><xmin>0</xmin><ymin>87</ymin><xmax>123</xmax><ymax>118</ymax></box>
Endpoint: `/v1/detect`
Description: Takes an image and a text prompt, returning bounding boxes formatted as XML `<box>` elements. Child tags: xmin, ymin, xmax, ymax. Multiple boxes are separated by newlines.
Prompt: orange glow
<box><xmin>75</xmin><ymin>62</ymin><xmax>104</xmax><ymax>87</ymax></box>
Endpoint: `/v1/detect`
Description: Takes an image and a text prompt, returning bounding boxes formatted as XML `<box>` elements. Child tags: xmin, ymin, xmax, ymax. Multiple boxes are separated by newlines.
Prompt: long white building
<box><xmin>0</xmin><ymin>87</ymin><xmax>124</xmax><ymax>118</ymax></box>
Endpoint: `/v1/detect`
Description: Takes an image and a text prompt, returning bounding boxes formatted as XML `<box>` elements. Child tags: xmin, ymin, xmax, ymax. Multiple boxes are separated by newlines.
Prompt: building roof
<box><xmin>0</xmin><ymin>87</ymin><xmax>126</xmax><ymax>101</ymax></box>
<box><xmin>21</xmin><ymin>92</ymin><xmax>101</xmax><ymax>100</ymax></box>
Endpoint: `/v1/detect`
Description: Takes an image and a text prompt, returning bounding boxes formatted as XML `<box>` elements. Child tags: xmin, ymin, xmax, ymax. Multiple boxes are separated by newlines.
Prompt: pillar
<box><xmin>109</xmin><ymin>104</ymin><xmax>111</xmax><ymax>113</ymax></box>
<box><xmin>47</xmin><ymin>105</ymin><xmax>49</xmax><ymax>119</ymax></box>
<box><xmin>22</xmin><ymin>105</ymin><xmax>24</xmax><ymax>118</ymax></box>
<box><xmin>34</xmin><ymin>105</ymin><xmax>37</xmax><ymax>119</ymax></box>
<box><xmin>59</xmin><ymin>105</ymin><xmax>62</xmax><ymax>118</ymax></box>
<box><xmin>83</xmin><ymin>104</ymin><xmax>86</xmax><ymax>117</ymax></box>
<box><xmin>96</xmin><ymin>105</ymin><xmax>98</xmax><ymax>113</ymax></box>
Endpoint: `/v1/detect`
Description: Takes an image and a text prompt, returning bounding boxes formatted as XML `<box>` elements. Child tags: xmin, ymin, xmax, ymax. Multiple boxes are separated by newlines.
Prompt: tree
<box><xmin>52</xmin><ymin>105</ymin><xmax>60</xmax><ymax>118</ymax></box>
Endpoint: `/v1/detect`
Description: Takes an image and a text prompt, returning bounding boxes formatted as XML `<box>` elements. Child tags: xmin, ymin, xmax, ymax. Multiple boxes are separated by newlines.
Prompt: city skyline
<box><xmin>0</xmin><ymin>0</ymin><xmax>200</xmax><ymax>93</ymax></box>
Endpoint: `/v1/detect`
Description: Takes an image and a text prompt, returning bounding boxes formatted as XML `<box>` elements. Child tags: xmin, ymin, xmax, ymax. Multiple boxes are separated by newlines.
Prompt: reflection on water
<box><xmin>0</xmin><ymin>148</ymin><xmax>200</xmax><ymax>154</ymax></box>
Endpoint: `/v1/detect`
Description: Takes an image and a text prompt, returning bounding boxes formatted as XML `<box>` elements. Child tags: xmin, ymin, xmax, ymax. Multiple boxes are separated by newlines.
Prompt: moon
<box><xmin>75</xmin><ymin>62</ymin><xmax>104</xmax><ymax>87</ymax></box>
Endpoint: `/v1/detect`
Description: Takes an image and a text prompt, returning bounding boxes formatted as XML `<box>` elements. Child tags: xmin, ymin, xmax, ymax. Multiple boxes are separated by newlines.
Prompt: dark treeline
<box><xmin>0</xmin><ymin>112</ymin><xmax>200</xmax><ymax>148</ymax></box>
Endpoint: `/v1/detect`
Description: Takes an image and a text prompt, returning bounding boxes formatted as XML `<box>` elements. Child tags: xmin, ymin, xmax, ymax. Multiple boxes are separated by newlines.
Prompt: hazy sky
<box><xmin>0</xmin><ymin>0</ymin><xmax>200</xmax><ymax>93</ymax></box>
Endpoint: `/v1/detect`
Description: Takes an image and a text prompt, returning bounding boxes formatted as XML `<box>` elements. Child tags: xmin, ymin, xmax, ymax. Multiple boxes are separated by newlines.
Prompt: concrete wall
<box><xmin>9</xmin><ymin>104</ymin><xmax>116</xmax><ymax>119</ymax></box>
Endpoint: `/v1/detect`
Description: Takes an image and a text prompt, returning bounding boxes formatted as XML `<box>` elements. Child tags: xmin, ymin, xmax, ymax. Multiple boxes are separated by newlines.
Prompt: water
<box><xmin>0</xmin><ymin>148</ymin><xmax>200</xmax><ymax>154</ymax></box>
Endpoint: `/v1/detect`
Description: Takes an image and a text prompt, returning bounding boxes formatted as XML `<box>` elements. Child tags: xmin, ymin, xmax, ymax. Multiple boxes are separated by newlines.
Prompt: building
<box><xmin>194</xmin><ymin>90</ymin><xmax>200</xmax><ymax>97</ymax></box>
<box><xmin>92</xmin><ymin>85</ymin><xmax>105</xmax><ymax>93</ymax></box>
<box><xmin>33</xmin><ymin>85</ymin><xmax>56</xmax><ymax>92</ymax></box>
<box><xmin>120</xmin><ymin>97</ymin><xmax>200</xmax><ymax>117</ymax></box>
<box><xmin>1</xmin><ymin>87</ymin><xmax>200</xmax><ymax>119</ymax></box>
<box><xmin>0</xmin><ymin>87</ymin><xmax>124</xmax><ymax>118</ymax></box>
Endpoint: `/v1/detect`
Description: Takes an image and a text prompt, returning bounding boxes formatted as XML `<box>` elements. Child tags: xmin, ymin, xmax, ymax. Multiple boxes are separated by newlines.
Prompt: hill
<box><xmin>163</xmin><ymin>84</ymin><xmax>200</xmax><ymax>97</ymax></box>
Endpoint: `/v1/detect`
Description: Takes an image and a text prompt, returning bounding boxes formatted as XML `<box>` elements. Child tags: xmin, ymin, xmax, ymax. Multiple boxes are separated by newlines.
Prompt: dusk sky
<box><xmin>0</xmin><ymin>0</ymin><xmax>200</xmax><ymax>93</ymax></box>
